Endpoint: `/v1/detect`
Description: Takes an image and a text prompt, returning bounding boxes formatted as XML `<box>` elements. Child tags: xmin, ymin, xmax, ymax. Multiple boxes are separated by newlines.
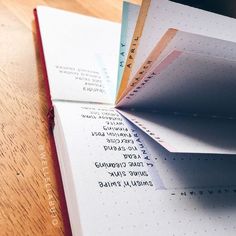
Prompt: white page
<box><xmin>117</xmin><ymin>2</ymin><xmax>140</xmax><ymax>92</ymax></box>
<box><xmin>130</xmin><ymin>0</ymin><xmax>236</xmax><ymax>83</ymax></box>
<box><xmin>136</xmin><ymin>126</ymin><xmax>236</xmax><ymax>189</ymax></box>
<box><xmin>119</xmin><ymin>50</ymin><xmax>236</xmax><ymax>116</ymax></box>
<box><xmin>54</xmin><ymin>101</ymin><xmax>236</xmax><ymax>236</ymax></box>
<box><xmin>122</xmin><ymin>29</ymin><xmax>236</xmax><ymax>93</ymax></box>
<box><xmin>37</xmin><ymin>6</ymin><xmax>120</xmax><ymax>104</ymax></box>
<box><xmin>54</xmin><ymin>102</ymin><xmax>156</xmax><ymax>236</ymax></box>
<box><xmin>118</xmin><ymin>109</ymin><xmax>236</xmax><ymax>154</ymax></box>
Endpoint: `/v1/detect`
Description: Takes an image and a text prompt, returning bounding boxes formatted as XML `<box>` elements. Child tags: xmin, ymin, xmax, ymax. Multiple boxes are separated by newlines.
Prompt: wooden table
<box><xmin>0</xmin><ymin>0</ymin><xmax>140</xmax><ymax>235</ymax></box>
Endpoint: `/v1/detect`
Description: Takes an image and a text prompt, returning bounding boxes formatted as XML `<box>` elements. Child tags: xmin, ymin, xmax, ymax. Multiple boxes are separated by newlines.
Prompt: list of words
<box><xmin>55</xmin><ymin>65</ymin><xmax>107</xmax><ymax>94</ymax></box>
<box><xmin>79</xmin><ymin>105</ymin><xmax>155</xmax><ymax>189</ymax></box>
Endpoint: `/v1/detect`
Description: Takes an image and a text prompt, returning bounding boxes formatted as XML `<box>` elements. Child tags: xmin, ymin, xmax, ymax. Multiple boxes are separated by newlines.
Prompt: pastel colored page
<box><xmin>37</xmin><ymin>6</ymin><xmax>120</xmax><ymax>104</ymax></box>
<box><xmin>117</xmin><ymin>2</ymin><xmax>140</xmax><ymax>93</ymax></box>
<box><xmin>129</xmin><ymin>0</ymin><xmax>236</xmax><ymax>89</ymax></box>
<box><xmin>54</xmin><ymin>101</ymin><xmax>236</xmax><ymax>236</ymax></box>
<box><xmin>116</xmin><ymin>0</ymin><xmax>151</xmax><ymax>100</ymax></box>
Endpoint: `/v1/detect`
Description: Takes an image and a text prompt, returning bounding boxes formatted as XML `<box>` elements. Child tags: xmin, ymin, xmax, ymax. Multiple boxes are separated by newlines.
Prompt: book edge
<box><xmin>34</xmin><ymin>8</ymin><xmax>72</xmax><ymax>236</ymax></box>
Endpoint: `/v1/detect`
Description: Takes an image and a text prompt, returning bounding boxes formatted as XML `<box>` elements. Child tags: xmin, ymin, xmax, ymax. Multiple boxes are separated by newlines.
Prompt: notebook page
<box><xmin>118</xmin><ymin>109</ymin><xmax>236</xmax><ymax>154</ymax></box>
<box><xmin>54</xmin><ymin>102</ymin><xmax>156</xmax><ymax>236</ymax></box>
<box><xmin>54</xmin><ymin>101</ymin><xmax>236</xmax><ymax>236</ymax></box>
<box><xmin>37</xmin><ymin>6</ymin><xmax>120</xmax><ymax>104</ymax></box>
<box><xmin>119</xmin><ymin>50</ymin><xmax>236</xmax><ymax>116</ymax></box>
<box><xmin>136</xmin><ymin>126</ymin><xmax>236</xmax><ymax>189</ymax></box>
<box><xmin>117</xmin><ymin>2</ymin><xmax>140</xmax><ymax>93</ymax></box>
<box><xmin>119</xmin><ymin>30</ymin><xmax>236</xmax><ymax>98</ymax></box>
<box><xmin>130</xmin><ymin>0</ymin><xmax>236</xmax><ymax>86</ymax></box>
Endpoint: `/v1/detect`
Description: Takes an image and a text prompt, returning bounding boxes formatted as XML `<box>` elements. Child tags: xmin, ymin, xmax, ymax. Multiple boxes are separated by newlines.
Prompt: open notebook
<box><xmin>35</xmin><ymin>1</ymin><xmax>236</xmax><ymax>235</ymax></box>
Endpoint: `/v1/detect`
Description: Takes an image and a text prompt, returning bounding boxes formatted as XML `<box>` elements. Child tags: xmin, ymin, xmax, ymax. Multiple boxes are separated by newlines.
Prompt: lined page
<box><xmin>37</xmin><ymin>6</ymin><xmax>120</xmax><ymax>104</ymax></box>
<box><xmin>54</xmin><ymin>101</ymin><xmax>236</xmax><ymax>236</ymax></box>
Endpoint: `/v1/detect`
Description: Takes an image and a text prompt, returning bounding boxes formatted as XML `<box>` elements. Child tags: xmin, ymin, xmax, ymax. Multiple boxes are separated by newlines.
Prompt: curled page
<box><xmin>118</xmin><ymin>29</ymin><xmax>236</xmax><ymax>100</ymax></box>
<box><xmin>129</xmin><ymin>0</ymin><xmax>236</xmax><ymax>94</ymax></box>
<box><xmin>118</xmin><ymin>109</ymin><xmax>236</xmax><ymax>154</ymax></box>
<box><xmin>118</xmin><ymin>50</ymin><xmax>236</xmax><ymax>116</ymax></box>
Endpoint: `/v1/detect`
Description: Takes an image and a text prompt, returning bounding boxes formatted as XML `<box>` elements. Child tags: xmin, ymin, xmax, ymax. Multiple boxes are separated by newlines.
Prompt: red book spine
<box><xmin>34</xmin><ymin>9</ymin><xmax>72</xmax><ymax>236</ymax></box>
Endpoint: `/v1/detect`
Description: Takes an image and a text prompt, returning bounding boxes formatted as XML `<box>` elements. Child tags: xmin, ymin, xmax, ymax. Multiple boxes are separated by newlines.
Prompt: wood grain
<box><xmin>0</xmin><ymin>0</ymin><xmax>141</xmax><ymax>235</ymax></box>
